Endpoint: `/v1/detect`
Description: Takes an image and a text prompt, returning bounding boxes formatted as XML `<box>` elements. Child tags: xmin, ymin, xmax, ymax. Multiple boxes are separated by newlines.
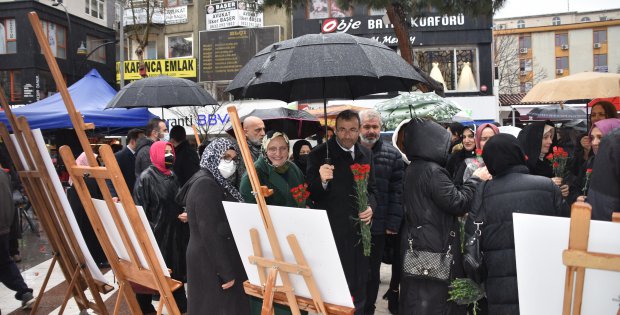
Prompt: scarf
<box><xmin>475</xmin><ymin>123</ymin><xmax>500</xmax><ymax>149</ymax></box>
<box><xmin>200</xmin><ymin>138</ymin><xmax>244</xmax><ymax>202</ymax></box>
<box><xmin>149</xmin><ymin>141</ymin><xmax>174</xmax><ymax>176</ymax></box>
<box><xmin>69</xmin><ymin>152</ymin><xmax>97</xmax><ymax>186</ymax></box>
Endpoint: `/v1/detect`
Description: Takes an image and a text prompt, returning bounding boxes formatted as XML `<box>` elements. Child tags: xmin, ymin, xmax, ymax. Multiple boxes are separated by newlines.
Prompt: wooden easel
<box><xmin>562</xmin><ymin>201</ymin><xmax>620</xmax><ymax>315</ymax></box>
<box><xmin>25</xmin><ymin>12</ymin><xmax>182</xmax><ymax>315</ymax></box>
<box><xmin>0</xmin><ymin>85</ymin><xmax>112</xmax><ymax>314</ymax></box>
<box><xmin>227</xmin><ymin>106</ymin><xmax>354</xmax><ymax>315</ymax></box>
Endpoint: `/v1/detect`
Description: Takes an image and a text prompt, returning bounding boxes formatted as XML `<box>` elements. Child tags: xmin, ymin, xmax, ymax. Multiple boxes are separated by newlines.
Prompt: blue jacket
<box><xmin>368</xmin><ymin>138</ymin><xmax>404</xmax><ymax>234</ymax></box>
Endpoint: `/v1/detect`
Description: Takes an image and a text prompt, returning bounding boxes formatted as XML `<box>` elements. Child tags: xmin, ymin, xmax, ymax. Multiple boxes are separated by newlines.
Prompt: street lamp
<box><xmin>51</xmin><ymin>1</ymin><xmax>75</xmax><ymax>83</ymax></box>
<box><xmin>76</xmin><ymin>40</ymin><xmax>119</xmax><ymax>77</ymax></box>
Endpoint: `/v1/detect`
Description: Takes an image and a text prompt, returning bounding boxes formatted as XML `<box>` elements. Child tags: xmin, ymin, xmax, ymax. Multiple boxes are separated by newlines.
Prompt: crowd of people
<box><xmin>1</xmin><ymin>99</ymin><xmax>619</xmax><ymax>315</ymax></box>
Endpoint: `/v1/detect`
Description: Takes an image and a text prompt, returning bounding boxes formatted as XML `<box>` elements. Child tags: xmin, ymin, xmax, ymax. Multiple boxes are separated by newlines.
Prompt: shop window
<box><xmin>518</xmin><ymin>34</ymin><xmax>531</xmax><ymax>50</ymax></box>
<box><xmin>0</xmin><ymin>70</ymin><xmax>22</xmax><ymax>102</ymax></box>
<box><xmin>38</xmin><ymin>71</ymin><xmax>59</xmax><ymax>100</ymax></box>
<box><xmin>307</xmin><ymin>0</ymin><xmax>352</xmax><ymax>19</ymax></box>
<box><xmin>0</xmin><ymin>18</ymin><xmax>17</xmax><ymax>54</ymax></box>
<box><xmin>555</xmin><ymin>33</ymin><xmax>568</xmax><ymax>47</ymax></box>
<box><xmin>412</xmin><ymin>47</ymin><xmax>478</xmax><ymax>92</ymax></box>
<box><xmin>517</xmin><ymin>20</ymin><xmax>525</xmax><ymax>28</ymax></box>
<box><xmin>581</xmin><ymin>17</ymin><xmax>590</xmax><ymax>22</ymax></box>
<box><xmin>40</xmin><ymin>21</ymin><xmax>66</xmax><ymax>59</ymax></box>
<box><xmin>552</xmin><ymin>16</ymin><xmax>561</xmax><ymax>26</ymax></box>
<box><xmin>166</xmin><ymin>34</ymin><xmax>193</xmax><ymax>58</ymax></box>
<box><xmin>594</xmin><ymin>54</ymin><xmax>608</xmax><ymax>72</ymax></box>
<box><xmin>85</xmin><ymin>0</ymin><xmax>105</xmax><ymax>19</ymax></box>
<box><xmin>86</xmin><ymin>36</ymin><xmax>107</xmax><ymax>63</ymax></box>
<box><xmin>166</xmin><ymin>0</ymin><xmax>192</xmax><ymax>7</ymax></box>
<box><xmin>593</xmin><ymin>29</ymin><xmax>607</xmax><ymax>44</ymax></box>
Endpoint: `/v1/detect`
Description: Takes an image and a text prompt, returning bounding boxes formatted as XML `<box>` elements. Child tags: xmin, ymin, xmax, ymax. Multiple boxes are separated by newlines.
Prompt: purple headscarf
<box><xmin>590</xmin><ymin>118</ymin><xmax>620</xmax><ymax>138</ymax></box>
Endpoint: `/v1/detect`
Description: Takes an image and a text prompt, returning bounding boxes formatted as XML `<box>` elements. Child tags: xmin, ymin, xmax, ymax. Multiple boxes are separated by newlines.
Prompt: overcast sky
<box><xmin>494</xmin><ymin>0</ymin><xmax>620</xmax><ymax>18</ymax></box>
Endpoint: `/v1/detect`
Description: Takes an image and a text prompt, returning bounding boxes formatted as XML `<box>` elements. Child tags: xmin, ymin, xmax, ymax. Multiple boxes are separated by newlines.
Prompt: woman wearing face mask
<box><xmin>291</xmin><ymin>140</ymin><xmax>313</xmax><ymax>177</ymax></box>
<box><xmin>133</xmin><ymin>141</ymin><xmax>188</xmax><ymax>313</ymax></box>
<box><xmin>176</xmin><ymin>138</ymin><xmax>250</xmax><ymax>315</ymax></box>
<box><xmin>446</xmin><ymin>125</ymin><xmax>476</xmax><ymax>186</ymax></box>
<box><xmin>240</xmin><ymin>131</ymin><xmax>309</xmax><ymax>208</ymax></box>
<box><xmin>568</xmin><ymin>118</ymin><xmax>620</xmax><ymax>205</ymax></box>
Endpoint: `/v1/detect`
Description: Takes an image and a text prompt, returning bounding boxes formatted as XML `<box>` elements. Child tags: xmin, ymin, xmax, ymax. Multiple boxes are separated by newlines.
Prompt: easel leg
<box><xmin>58</xmin><ymin>265</ymin><xmax>83</xmax><ymax>314</ymax></box>
<box><xmin>563</xmin><ymin>267</ymin><xmax>575</xmax><ymax>315</ymax></box>
<box><xmin>29</xmin><ymin>254</ymin><xmax>58</xmax><ymax>315</ymax></box>
<box><xmin>287</xmin><ymin>235</ymin><xmax>327</xmax><ymax>315</ymax></box>
<box><xmin>156</xmin><ymin>297</ymin><xmax>165</xmax><ymax>315</ymax></box>
<box><xmin>261</xmin><ymin>268</ymin><xmax>278</xmax><ymax>315</ymax></box>
<box><xmin>120</xmin><ymin>281</ymin><xmax>142</xmax><ymax>315</ymax></box>
<box><xmin>573</xmin><ymin>268</ymin><xmax>586</xmax><ymax>315</ymax></box>
<box><xmin>113</xmin><ymin>282</ymin><xmax>125</xmax><ymax>315</ymax></box>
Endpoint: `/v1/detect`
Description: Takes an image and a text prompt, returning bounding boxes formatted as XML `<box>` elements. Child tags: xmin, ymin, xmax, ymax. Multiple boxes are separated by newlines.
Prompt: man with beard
<box><xmin>135</xmin><ymin>118</ymin><xmax>168</xmax><ymax>180</ymax></box>
<box><xmin>236</xmin><ymin>116</ymin><xmax>266</xmax><ymax>187</ymax></box>
<box><xmin>307</xmin><ymin>110</ymin><xmax>376</xmax><ymax>314</ymax></box>
<box><xmin>359</xmin><ymin>109</ymin><xmax>404</xmax><ymax>315</ymax></box>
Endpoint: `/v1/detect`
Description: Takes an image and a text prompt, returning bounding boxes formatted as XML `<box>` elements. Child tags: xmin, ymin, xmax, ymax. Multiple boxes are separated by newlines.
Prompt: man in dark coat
<box><xmin>465</xmin><ymin>134</ymin><xmax>564</xmax><ymax>314</ymax></box>
<box><xmin>399</xmin><ymin>119</ymin><xmax>489</xmax><ymax>315</ymax></box>
<box><xmin>359</xmin><ymin>109</ymin><xmax>404</xmax><ymax>315</ymax></box>
<box><xmin>169</xmin><ymin>125</ymin><xmax>200</xmax><ymax>187</ymax></box>
<box><xmin>109</xmin><ymin>128</ymin><xmax>143</xmax><ymax>200</ymax></box>
<box><xmin>307</xmin><ymin>110</ymin><xmax>376</xmax><ymax>314</ymax></box>
<box><xmin>0</xmin><ymin>167</ymin><xmax>35</xmax><ymax>309</ymax></box>
<box><xmin>589</xmin><ymin>128</ymin><xmax>620</xmax><ymax>220</ymax></box>
<box><xmin>135</xmin><ymin>118</ymin><xmax>167</xmax><ymax>180</ymax></box>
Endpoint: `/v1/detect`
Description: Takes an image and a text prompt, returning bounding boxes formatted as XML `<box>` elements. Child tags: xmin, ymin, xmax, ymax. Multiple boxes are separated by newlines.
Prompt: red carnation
<box><xmin>475</xmin><ymin>149</ymin><xmax>483</xmax><ymax>156</ymax></box>
<box><xmin>546</xmin><ymin>153</ymin><xmax>554</xmax><ymax>161</ymax></box>
<box><xmin>586</xmin><ymin>168</ymin><xmax>593</xmax><ymax>173</ymax></box>
<box><xmin>553</xmin><ymin>162</ymin><xmax>559</xmax><ymax>168</ymax></box>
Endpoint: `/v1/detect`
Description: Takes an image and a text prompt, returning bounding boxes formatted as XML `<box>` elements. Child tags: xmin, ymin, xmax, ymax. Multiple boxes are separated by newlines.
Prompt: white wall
<box><xmin>569</xmin><ymin>29</ymin><xmax>593</xmax><ymax>73</ymax></box>
<box><xmin>532</xmin><ymin>32</ymin><xmax>555</xmax><ymax>79</ymax></box>
<box><xmin>609</xmin><ymin>25</ymin><xmax>620</xmax><ymax>74</ymax></box>
<box><xmin>46</xmin><ymin>0</ymin><xmax>109</xmax><ymax>28</ymax></box>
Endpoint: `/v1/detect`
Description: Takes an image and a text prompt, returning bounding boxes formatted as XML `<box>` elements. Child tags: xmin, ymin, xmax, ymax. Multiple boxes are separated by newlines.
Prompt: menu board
<box><xmin>199</xmin><ymin>26</ymin><xmax>280</xmax><ymax>82</ymax></box>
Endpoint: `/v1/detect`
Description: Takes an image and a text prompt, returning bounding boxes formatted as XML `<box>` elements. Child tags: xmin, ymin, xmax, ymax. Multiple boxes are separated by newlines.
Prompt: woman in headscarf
<box><xmin>290</xmin><ymin>139</ymin><xmax>313</xmax><ymax>176</ymax></box>
<box><xmin>446</xmin><ymin>125</ymin><xmax>476</xmax><ymax>186</ymax></box>
<box><xmin>464</xmin><ymin>134</ymin><xmax>564</xmax><ymax>315</ymax></box>
<box><xmin>133</xmin><ymin>141</ymin><xmax>188</xmax><ymax>313</ymax></box>
<box><xmin>176</xmin><ymin>138</ymin><xmax>250</xmax><ymax>315</ymax></box>
<box><xmin>589</xmin><ymin>124</ymin><xmax>620</xmax><ymax>221</ymax></box>
<box><xmin>462</xmin><ymin>123</ymin><xmax>500</xmax><ymax>183</ymax></box>
<box><xmin>240</xmin><ymin>131</ymin><xmax>308</xmax><ymax>208</ymax></box>
<box><xmin>568</xmin><ymin>118</ymin><xmax>620</xmax><ymax>205</ymax></box>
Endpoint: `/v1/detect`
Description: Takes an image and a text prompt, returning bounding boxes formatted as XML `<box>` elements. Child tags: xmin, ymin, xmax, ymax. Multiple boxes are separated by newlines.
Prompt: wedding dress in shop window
<box><xmin>429</xmin><ymin>62</ymin><xmax>447</xmax><ymax>91</ymax></box>
<box><xmin>457</xmin><ymin>62</ymin><xmax>477</xmax><ymax>91</ymax></box>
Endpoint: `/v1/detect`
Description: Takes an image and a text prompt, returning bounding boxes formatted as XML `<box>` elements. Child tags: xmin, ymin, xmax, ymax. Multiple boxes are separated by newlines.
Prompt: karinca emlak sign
<box><xmin>116</xmin><ymin>58</ymin><xmax>197</xmax><ymax>81</ymax></box>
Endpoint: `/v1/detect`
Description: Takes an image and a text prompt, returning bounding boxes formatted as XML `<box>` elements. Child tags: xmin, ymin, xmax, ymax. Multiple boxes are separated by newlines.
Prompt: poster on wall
<box><xmin>205</xmin><ymin>1</ymin><xmax>263</xmax><ymax>30</ymax></box>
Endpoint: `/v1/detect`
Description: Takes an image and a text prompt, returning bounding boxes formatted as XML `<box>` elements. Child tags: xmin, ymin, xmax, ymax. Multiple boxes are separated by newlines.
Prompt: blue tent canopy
<box><xmin>0</xmin><ymin>69</ymin><xmax>155</xmax><ymax>131</ymax></box>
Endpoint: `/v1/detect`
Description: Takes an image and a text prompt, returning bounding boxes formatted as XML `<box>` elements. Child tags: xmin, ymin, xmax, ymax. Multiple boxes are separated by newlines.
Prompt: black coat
<box><xmin>465</xmin><ymin>165</ymin><xmax>564</xmax><ymax>315</ymax></box>
<box><xmin>589</xmin><ymin>129</ymin><xmax>620</xmax><ymax>221</ymax></box>
<box><xmin>306</xmin><ymin>137</ymin><xmax>377</xmax><ymax>304</ymax></box>
<box><xmin>0</xmin><ymin>171</ymin><xmax>14</xmax><ymax>236</ymax></box>
<box><xmin>134</xmin><ymin>137</ymin><xmax>154</xmax><ymax>180</ymax></box>
<box><xmin>67</xmin><ymin>178</ymin><xmax>107</xmax><ymax>265</ymax></box>
<box><xmin>567</xmin><ymin>156</ymin><xmax>594</xmax><ymax>205</ymax></box>
<box><xmin>446</xmin><ymin>149</ymin><xmax>475</xmax><ymax>186</ymax></box>
<box><xmin>172</xmin><ymin>140</ymin><xmax>200</xmax><ymax>187</ymax></box>
<box><xmin>108</xmin><ymin>146</ymin><xmax>137</xmax><ymax>198</ymax></box>
<box><xmin>369</xmin><ymin>138</ymin><xmax>404</xmax><ymax>234</ymax></box>
<box><xmin>178</xmin><ymin>169</ymin><xmax>250</xmax><ymax>315</ymax></box>
<box><xmin>133</xmin><ymin>166</ymin><xmax>188</xmax><ymax>281</ymax></box>
<box><xmin>400</xmin><ymin>119</ymin><xmax>480</xmax><ymax>315</ymax></box>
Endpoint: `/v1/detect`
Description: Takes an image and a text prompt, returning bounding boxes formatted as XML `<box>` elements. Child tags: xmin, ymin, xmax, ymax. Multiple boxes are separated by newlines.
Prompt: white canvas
<box><xmin>91</xmin><ymin>199</ymin><xmax>169</xmax><ymax>277</ymax></box>
<box><xmin>16</xmin><ymin>130</ymin><xmax>108</xmax><ymax>284</ymax></box>
<box><xmin>513</xmin><ymin>213</ymin><xmax>620</xmax><ymax>314</ymax></box>
<box><xmin>223</xmin><ymin>201</ymin><xmax>354</xmax><ymax>308</ymax></box>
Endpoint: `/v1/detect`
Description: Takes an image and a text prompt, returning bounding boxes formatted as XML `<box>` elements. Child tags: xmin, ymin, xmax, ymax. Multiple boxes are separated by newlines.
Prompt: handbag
<box><xmin>403</xmin><ymin>223</ymin><xmax>457</xmax><ymax>283</ymax></box>
<box><xmin>463</xmin><ymin>181</ymin><xmax>487</xmax><ymax>284</ymax></box>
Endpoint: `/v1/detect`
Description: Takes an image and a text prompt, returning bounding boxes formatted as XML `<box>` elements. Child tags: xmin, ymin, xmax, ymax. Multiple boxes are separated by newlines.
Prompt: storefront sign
<box><xmin>124</xmin><ymin>6</ymin><xmax>189</xmax><ymax>26</ymax></box>
<box><xmin>116</xmin><ymin>58</ymin><xmax>197</xmax><ymax>82</ymax></box>
<box><xmin>205</xmin><ymin>1</ymin><xmax>263</xmax><ymax>30</ymax></box>
<box><xmin>6</xmin><ymin>19</ymin><xmax>16</xmax><ymax>40</ymax></box>
<box><xmin>165</xmin><ymin>6</ymin><xmax>188</xmax><ymax>25</ymax></box>
<box><xmin>199</xmin><ymin>27</ymin><xmax>280</xmax><ymax>81</ymax></box>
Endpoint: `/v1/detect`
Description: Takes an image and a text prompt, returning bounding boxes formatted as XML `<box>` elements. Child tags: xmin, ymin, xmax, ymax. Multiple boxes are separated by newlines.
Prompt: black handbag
<box><xmin>463</xmin><ymin>181</ymin><xmax>487</xmax><ymax>284</ymax></box>
<box><xmin>403</xmin><ymin>223</ymin><xmax>457</xmax><ymax>283</ymax></box>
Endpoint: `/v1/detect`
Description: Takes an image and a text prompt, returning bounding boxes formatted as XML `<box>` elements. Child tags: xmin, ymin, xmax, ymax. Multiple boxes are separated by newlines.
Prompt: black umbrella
<box><xmin>528</xmin><ymin>105</ymin><xmax>586</xmax><ymax>121</ymax></box>
<box><xmin>225</xmin><ymin>108</ymin><xmax>322</xmax><ymax>139</ymax></box>
<box><xmin>226</xmin><ymin>32</ymin><xmax>427</xmax><ymax>160</ymax></box>
<box><xmin>106</xmin><ymin>75</ymin><xmax>218</xmax><ymax>109</ymax></box>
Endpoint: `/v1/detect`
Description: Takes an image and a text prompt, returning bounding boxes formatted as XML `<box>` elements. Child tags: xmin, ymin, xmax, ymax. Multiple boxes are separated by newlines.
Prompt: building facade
<box><xmin>0</xmin><ymin>0</ymin><xmax>116</xmax><ymax>105</ymax></box>
<box><xmin>494</xmin><ymin>9</ymin><xmax>620</xmax><ymax>94</ymax></box>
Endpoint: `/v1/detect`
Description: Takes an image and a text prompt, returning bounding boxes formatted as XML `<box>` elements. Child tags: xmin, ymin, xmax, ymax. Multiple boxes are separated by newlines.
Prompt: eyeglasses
<box><xmin>267</xmin><ymin>146</ymin><xmax>288</xmax><ymax>154</ymax></box>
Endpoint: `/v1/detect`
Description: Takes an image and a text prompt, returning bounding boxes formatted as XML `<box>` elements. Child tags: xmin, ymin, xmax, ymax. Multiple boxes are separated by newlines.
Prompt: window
<box><xmin>520</xmin><ymin>82</ymin><xmax>533</xmax><ymax>93</ymax></box>
<box><xmin>581</xmin><ymin>17</ymin><xmax>590</xmax><ymax>22</ymax></box>
<box><xmin>0</xmin><ymin>70</ymin><xmax>22</xmax><ymax>102</ymax></box>
<box><xmin>517</xmin><ymin>20</ymin><xmax>525</xmax><ymax>28</ymax></box>
<box><xmin>556</xmin><ymin>56</ymin><xmax>568</xmax><ymax>70</ymax></box>
<box><xmin>594</xmin><ymin>54</ymin><xmax>608</xmax><ymax>72</ymax></box>
<box><xmin>307</xmin><ymin>0</ymin><xmax>352</xmax><ymax>19</ymax></box>
<box><xmin>130</xmin><ymin>40</ymin><xmax>157</xmax><ymax>59</ymax></box>
<box><xmin>552</xmin><ymin>16</ymin><xmax>561</xmax><ymax>26</ymax></box>
<box><xmin>166</xmin><ymin>34</ymin><xmax>193</xmax><ymax>58</ymax></box>
<box><xmin>86</xmin><ymin>36</ymin><xmax>106</xmax><ymax>63</ymax></box>
<box><xmin>594</xmin><ymin>29</ymin><xmax>607</xmax><ymax>44</ymax></box>
<box><xmin>38</xmin><ymin>71</ymin><xmax>59</xmax><ymax>100</ymax></box>
<box><xmin>555</xmin><ymin>33</ymin><xmax>568</xmax><ymax>46</ymax></box>
<box><xmin>85</xmin><ymin>0</ymin><xmax>104</xmax><ymax>19</ymax></box>
<box><xmin>518</xmin><ymin>35</ymin><xmax>532</xmax><ymax>49</ymax></box>
<box><xmin>412</xmin><ymin>47</ymin><xmax>479</xmax><ymax>92</ymax></box>
<box><xmin>40</xmin><ymin>21</ymin><xmax>66</xmax><ymax>59</ymax></box>
<box><xmin>0</xmin><ymin>18</ymin><xmax>17</xmax><ymax>54</ymax></box>
<box><xmin>520</xmin><ymin>59</ymin><xmax>533</xmax><ymax>72</ymax></box>
<box><xmin>165</xmin><ymin>0</ymin><xmax>192</xmax><ymax>7</ymax></box>
<box><xmin>599</xmin><ymin>16</ymin><xmax>607</xmax><ymax>21</ymax></box>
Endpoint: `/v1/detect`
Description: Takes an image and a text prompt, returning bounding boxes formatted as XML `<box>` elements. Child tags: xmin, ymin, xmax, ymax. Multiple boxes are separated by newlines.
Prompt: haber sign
<box><xmin>206</xmin><ymin>1</ymin><xmax>263</xmax><ymax>30</ymax></box>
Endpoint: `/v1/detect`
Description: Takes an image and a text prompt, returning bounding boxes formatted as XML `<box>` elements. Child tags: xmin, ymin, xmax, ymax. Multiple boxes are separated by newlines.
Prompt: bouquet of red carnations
<box><xmin>351</xmin><ymin>163</ymin><xmax>372</xmax><ymax>257</ymax></box>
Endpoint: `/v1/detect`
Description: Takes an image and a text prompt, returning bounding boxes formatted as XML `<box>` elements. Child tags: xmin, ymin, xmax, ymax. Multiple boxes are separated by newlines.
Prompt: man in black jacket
<box><xmin>135</xmin><ymin>118</ymin><xmax>167</xmax><ymax>180</ymax></box>
<box><xmin>169</xmin><ymin>125</ymin><xmax>200</xmax><ymax>187</ymax></box>
<box><xmin>307</xmin><ymin>110</ymin><xmax>376</xmax><ymax>314</ymax></box>
<box><xmin>110</xmin><ymin>128</ymin><xmax>143</xmax><ymax>201</ymax></box>
<box><xmin>359</xmin><ymin>109</ymin><xmax>403</xmax><ymax>315</ymax></box>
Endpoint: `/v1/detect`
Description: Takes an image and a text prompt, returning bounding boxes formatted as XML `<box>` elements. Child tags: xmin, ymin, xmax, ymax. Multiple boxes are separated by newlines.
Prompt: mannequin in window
<box><xmin>0</xmin><ymin>23</ymin><xmax>6</xmax><ymax>54</ymax></box>
<box><xmin>457</xmin><ymin>62</ymin><xmax>477</xmax><ymax>91</ymax></box>
<box><xmin>429</xmin><ymin>62</ymin><xmax>447</xmax><ymax>91</ymax></box>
